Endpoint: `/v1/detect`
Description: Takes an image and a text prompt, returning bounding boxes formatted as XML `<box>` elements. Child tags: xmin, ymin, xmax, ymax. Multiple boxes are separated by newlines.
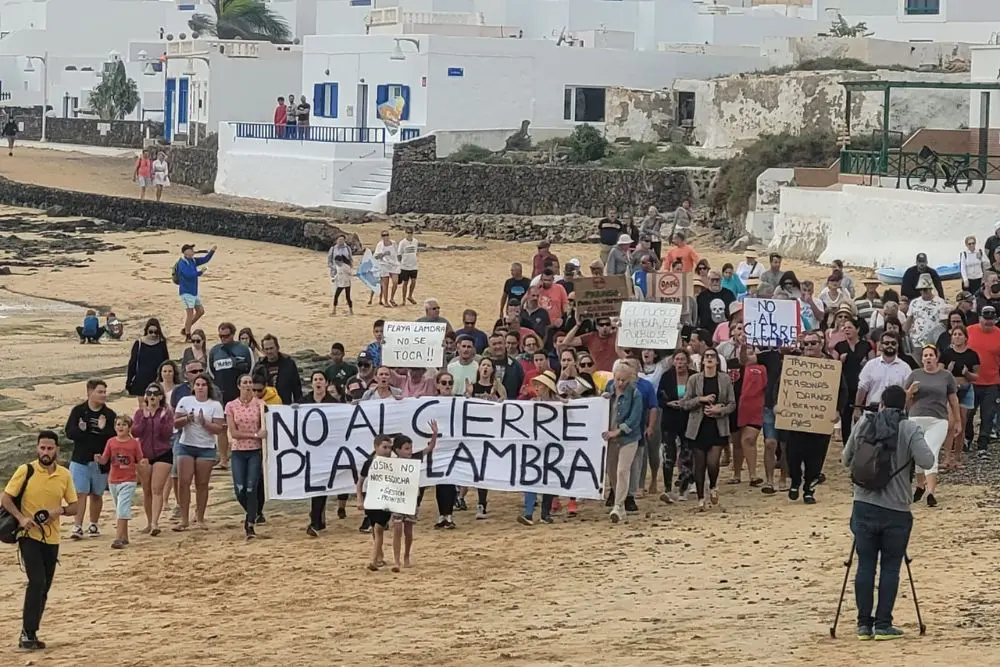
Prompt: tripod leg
<box><xmin>830</xmin><ymin>537</ymin><xmax>857</xmax><ymax>638</ymax></box>
<box><xmin>904</xmin><ymin>554</ymin><xmax>927</xmax><ymax>636</ymax></box>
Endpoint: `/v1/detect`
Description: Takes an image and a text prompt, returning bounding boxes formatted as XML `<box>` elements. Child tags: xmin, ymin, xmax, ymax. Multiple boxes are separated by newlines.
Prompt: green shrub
<box><xmin>447</xmin><ymin>144</ymin><xmax>494</xmax><ymax>163</ymax></box>
<box><xmin>565</xmin><ymin>124</ymin><xmax>609</xmax><ymax>164</ymax></box>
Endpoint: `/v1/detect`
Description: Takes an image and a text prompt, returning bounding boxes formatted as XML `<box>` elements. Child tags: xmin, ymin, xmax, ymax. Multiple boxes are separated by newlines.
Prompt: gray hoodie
<box><xmin>605</xmin><ymin>246</ymin><xmax>630</xmax><ymax>276</ymax></box>
<box><xmin>841</xmin><ymin>410</ymin><xmax>935</xmax><ymax>513</ymax></box>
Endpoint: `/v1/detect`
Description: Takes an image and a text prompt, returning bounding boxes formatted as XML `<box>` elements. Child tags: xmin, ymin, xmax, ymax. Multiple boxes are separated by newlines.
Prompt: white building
<box><xmin>812</xmin><ymin>0</ymin><xmax>1000</xmax><ymax>43</ymax></box>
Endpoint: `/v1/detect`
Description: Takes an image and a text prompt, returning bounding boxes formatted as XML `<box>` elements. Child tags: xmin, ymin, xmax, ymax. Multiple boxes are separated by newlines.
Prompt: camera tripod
<box><xmin>829</xmin><ymin>537</ymin><xmax>926</xmax><ymax>639</ymax></box>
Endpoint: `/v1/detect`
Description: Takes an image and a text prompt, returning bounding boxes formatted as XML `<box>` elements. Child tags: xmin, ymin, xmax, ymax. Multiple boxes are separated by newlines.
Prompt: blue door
<box><xmin>164</xmin><ymin>78</ymin><xmax>176</xmax><ymax>142</ymax></box>
<box><xmin>178</xmin><ymin>78</ymin><xmax>189</xmax><ymax>125</ymax></box>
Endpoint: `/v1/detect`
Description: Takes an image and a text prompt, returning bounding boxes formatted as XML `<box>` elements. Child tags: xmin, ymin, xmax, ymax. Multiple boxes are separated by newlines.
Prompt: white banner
<box><xmin>617</xmin><ymin>301</ymin><xmax>682</xmax><ymax>350</ymax></box>
<box><xmin>743</xmin><ymin>298</ymin><xmax>801</xmax><ymax>347</ymax></box>
<box><xmin>382</xmin><ymin>321</ymin><xmax>446</xmax><ymax>368</ymax></box>
<box><xmin>265</xmin><ymin>396</ymin><xmax>610</xmax><ymax>500</ymax></box>
<box><xmin>363</xmin><ymin>457</ymin><xmax>421</xmax><ymax>515</ymax></box>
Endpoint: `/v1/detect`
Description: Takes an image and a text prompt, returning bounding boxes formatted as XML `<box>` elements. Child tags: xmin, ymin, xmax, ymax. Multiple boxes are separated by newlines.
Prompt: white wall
<box><xmin>816</xmin><ymin>0</ymin><xmax>1000</xmax><ymax>43</ymax></box>
<box><xmin>969</xmin><ymin>46</ymin><xmax>1000</xmax><ymax>133</ymax></box>
<box><xmin>214</xmin><ymin>121</ymin><xmax>390</xmax><ymax>208</ymax></box>
<box><xmin>205</xmin><ymin>49</ymin><xmax>303</xmax><ymax>129</ymax></box>
<box><xmin>315</xmin><ymin>0</ymin><xmax>374</xmax><ymax>36</ymax></box>
<box><xmin>770</xmin><ymin>184</ymin><xmax>1000</xmax><ymax>268</ymax></box>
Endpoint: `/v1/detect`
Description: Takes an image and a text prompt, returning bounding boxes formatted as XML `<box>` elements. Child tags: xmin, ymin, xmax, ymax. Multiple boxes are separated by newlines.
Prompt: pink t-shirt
<box><xmin>537</xmin><ymin>283</ymin><xmax>569</xmax><ymax>324</ymax></box>
<box><xmin>224</xmin><ymin>397</ymin><xmax>264</xmax><ymax>451</ymax></box>
<box><xmin>137</xmin><ymin>157</ymin><xmax>152</xmax><ymax>178</ymax></box>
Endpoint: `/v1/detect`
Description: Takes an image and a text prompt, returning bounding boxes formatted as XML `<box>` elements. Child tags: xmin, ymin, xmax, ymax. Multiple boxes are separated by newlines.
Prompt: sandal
<box><xmin>150</xmin><ymin>527</ymin><xmax>162</xmax><ymax>537</ymax></box>
<box><xmin>213</xmin><ymin>463</ymin><xmax>229</xmax><ymax>471</ymax></box>
<box><xmin>367</xmin><ymin>562</ymin><xmax>380</xmax><ymax>571</ymax></box>
<box><xmin>761</xmin><ymin>484</ymin><xmax>776</xmax><ymax>495</ymax></box>
<box><xmin>171</xmin><ymin>524</ymin><xmax>189</xmax><ymax>532</ymax></box>
<box><xmin>749</xmin><ymin>478</ymin><xmax>764</xmax><ymax>488</ymax></box>
<box><xmin>726</xmin><ymin>477</ymin><xmax>741</xmax><ymax>485</ymax></box>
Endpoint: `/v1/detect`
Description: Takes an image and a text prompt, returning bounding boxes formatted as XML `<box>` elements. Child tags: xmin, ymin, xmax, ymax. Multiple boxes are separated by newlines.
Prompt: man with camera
<box><xmin>1</xmin><ymin>430</ymin><xmax>78</xmax><ymax>650</ymax></box>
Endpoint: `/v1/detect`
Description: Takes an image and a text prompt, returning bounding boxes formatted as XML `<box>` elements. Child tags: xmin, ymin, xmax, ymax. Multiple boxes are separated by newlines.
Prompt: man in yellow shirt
<box><xmin>1</xmin><ymin>430</ymin><xmax>78</xmax><ymax>651</ymax></box>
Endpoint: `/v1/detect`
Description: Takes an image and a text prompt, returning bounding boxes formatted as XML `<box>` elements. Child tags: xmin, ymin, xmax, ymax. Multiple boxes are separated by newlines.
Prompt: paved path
<box><xmin>15</xmin><ymin>140</ymin><xmax>137</xmax><ymax>158</ymax></box>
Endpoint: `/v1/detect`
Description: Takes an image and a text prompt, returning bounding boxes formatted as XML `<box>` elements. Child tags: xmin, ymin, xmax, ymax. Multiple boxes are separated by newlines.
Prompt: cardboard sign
<box><xmin>650</xmin><ymin>271</ymin><xmax>693</xmax><ymax>304</ymax></box>
<box><xmin>617</xmin><ymin>302</ymin><xmax>682</xmax><ymax>350</ymax></box>
<box><xmin>382</xmin><ymin>321</ymin><xmax>446</xmax><ymax>368</ymax></box>
<box><xmin>574</xmin><ymin>275</ymin><xmax>629</xmax><ymax>321</ymax></box>
<box><xmin>744</xmin><ymin>298</ymin><xmax>801</xmax><ymax>347</ymax></box>
<box><xmin>363</xmin><ymin>457</ymin><xmax>421</xmax><ymax>515</ymax></box>
<box><xmin>775</xmin><ymin>356</ymin><xmax>842</xmax><ymax>435</ymax></box>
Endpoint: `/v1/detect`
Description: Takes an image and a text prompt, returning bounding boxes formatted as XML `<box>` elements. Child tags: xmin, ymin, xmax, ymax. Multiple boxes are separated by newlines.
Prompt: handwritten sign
<box><xmin>383</xmin><ymin>321</ymin><xmax>446</xmax><ymax>368</ymax></box>
<box><xmin>775</xmin><ymin>356</ymin><xmax>842</xmax><ymax>435</ymax></box>
<box><xmin>744</xmin><ymin>298</ymin><xmax>801</xmax><ymax>347</ymax></box>
<box><xmin>363</xmin><ymin>457</ymin><xmax>421</xmax><ymax>515</ymax></box>
<box><xmin>650</xmin><ymin>271</ymin><xmax>692</xmax><ymax>304</ymax></box>
<box><xmin>618</xmin><ymin>302</ymin><xmax>682</xmax><ymax>350</ymax></box>
<box><xmin>574</xmin><ymin>275</ymin><xmax>629</xmax><ymax>321</ymax></box>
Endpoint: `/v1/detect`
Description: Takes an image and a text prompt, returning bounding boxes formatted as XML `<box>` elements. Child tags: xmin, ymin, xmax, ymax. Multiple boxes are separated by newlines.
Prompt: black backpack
<box><xmin>171</xmin><ymin>259</ymin><xmax>181</xmax><ymax>285</ymax></box>
<box><xmin>0</xmin><ymin>463</ymin><xmax>35</xmax><ymax>544</ymax></box>
<box><xmin>850</xmin><ymin>434</ymin><xmax>911</xmax><ymax>491</ymax></box>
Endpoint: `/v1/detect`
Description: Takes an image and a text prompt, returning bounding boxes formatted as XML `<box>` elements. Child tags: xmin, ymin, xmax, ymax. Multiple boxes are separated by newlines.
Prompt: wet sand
<box><xmin>0</xmin><ymin>156</ymin><xmax>995</xmax><ymax>665</ymax></box>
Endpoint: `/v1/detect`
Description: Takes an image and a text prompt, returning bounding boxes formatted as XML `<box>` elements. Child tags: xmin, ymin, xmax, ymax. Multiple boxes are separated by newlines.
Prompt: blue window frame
<box><xmin>904</xmin><ymin>0</ymin><xmax>939</xmax><ymax>15</ymax></box>
<box><xmin>376</xmin><ymin>83</ymin><xmax>410</xmax><ymax>121</ymax></box>
<box><xmin>313</xmin><ymin>82</ymin><xmax>338</xmax><ymax>118</ymax></box>
<box><xmin>178</xmin><ymin>77</ymin><xmax>189</xmax><ymax>124</ymax></box>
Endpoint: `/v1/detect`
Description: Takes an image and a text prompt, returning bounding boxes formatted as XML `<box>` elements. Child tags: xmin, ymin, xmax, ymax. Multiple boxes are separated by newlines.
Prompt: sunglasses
<box><xmin>188</xmin><ymin>368</ymin><xmax>204</xmax><ymax>374</ymax></box>
<box><xmin>803</xmin><ymin>341</ymin><xmax>821</xmax><ymax>347</ymax></box>
<box><xmin>145</xmin><ymin>390</ymin><xmax>162</xmax><ymax>397</ymax></box>
<box><xmin>579</xmin><ymin>361</ymin><xmax>594</xmax><ymax>368</ymax></box>
<box><xmin>191</xmin><ymin>338</ymin><xmax>203</xmax><ymax>344</ymax></box>
<box><xmin>438</xmin><ymin>380</ymin><xmax>453</xmax><ymax>386</ymax></box>
<box><xmin>381</xmin><ymin>233</ymin><xmax>389</xmax><ymax>237</ymax></box>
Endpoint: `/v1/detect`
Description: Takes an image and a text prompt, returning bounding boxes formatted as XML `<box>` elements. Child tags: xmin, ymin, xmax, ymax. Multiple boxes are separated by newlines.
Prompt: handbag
<box><xmin>0</xmin><ymin>463</ymin><xmax>35</xmax><ymax>544</ymax></box>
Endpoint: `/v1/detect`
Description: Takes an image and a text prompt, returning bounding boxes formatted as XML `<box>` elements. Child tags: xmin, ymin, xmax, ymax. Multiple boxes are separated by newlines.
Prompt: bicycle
<box><xmin>906</xmin><ymin>145</ymin><xmax>986</xmax><ymax>194</ymax></box>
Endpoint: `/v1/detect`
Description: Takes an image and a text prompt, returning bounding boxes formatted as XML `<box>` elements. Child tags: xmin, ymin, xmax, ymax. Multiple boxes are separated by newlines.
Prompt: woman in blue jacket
<box><xmin>602</xmin><ymin>360</ymin><xmax>644</xmax><ymax>523</ymax></box>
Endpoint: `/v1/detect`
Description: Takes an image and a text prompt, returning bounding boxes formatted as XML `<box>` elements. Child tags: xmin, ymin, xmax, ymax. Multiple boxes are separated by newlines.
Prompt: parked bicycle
<box><xmin>906</xmin><ymin>146</ymin><xmax>986</xmax><ymax>194</ymax></box>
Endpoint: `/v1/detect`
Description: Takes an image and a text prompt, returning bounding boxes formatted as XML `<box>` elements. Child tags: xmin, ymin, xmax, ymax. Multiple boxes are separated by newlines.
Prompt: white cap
<box><xmin>994</xmin><ymin>220</ymin><xmax>1000</xmax><ymax>231</ymax></box>
<box><xmin>617</xmin><ymin>234</ymin><xmax>632</xmax><ymax>245</ymax></box>
<box><xmin>569</xmin><ymin>257</ymin><xmax>581</xmax><ymax>268</ymax></box>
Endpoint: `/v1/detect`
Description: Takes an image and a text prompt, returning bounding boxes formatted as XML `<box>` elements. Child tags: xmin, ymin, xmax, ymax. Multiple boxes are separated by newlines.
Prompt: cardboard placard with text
<box><xmin>383</xmin><ymin>321</ymin><xmax>447</xmax><ymax>368</ymax></box>
<box><xmin>574</xmin><ymin>275</ymin><xmax>629</xmax><ymax>321</ymax></box>
<box><xmin>363</xmin><ymin>456</ymin><xmax>421</xmax><ymax>515</ymax></box>
<box><xmin>650</xmin><ymin>271</ymin><xmax>693</xmax><ymax>304</ymax></box>
<box><xmin>744</xmin><ymin>298</ymin><xmax>801</xmax><ymax>348</ymax></box>
<box><xmin>617</xmin><ymin>302</ymin><xmax>683</xmax><ymax>350</ymax></box>
<box><xmin>775</xmin><ymin>356</ymin><xmax>842</xmax><ymax>435</ymax></box>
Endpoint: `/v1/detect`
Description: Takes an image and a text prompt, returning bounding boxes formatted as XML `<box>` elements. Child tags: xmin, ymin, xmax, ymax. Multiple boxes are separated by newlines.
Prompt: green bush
<box><xmin>447</xmin><ymin>144</ymin><xmax>494</xmax><ymax>163</ymax></box>
<box><xmin>710</xmin><ymin>130</ymin><xmax>841</xmax><ymax>219</ymax></box>
<box><xmin>565</xmin><ymin>124</ymin><xmax>609</xmax><ymax>164</ymax></box>
<box><xmin>600</xmin><ymin>142</ymin><xmax>722</xmax><ymax>169</ymax></box>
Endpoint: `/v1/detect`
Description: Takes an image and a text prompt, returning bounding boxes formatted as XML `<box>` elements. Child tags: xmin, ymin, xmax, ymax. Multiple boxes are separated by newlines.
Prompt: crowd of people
<box><xmin>5</xmin><ymin>215</ymin><xmax>998</xmax><ymax>650</ymax></box>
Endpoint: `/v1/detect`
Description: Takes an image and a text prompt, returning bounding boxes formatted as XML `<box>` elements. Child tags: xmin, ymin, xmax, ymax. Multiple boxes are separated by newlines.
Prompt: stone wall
<box><xmin>388</xmin><ymin>134</ymin><xmax>711</xmax><ymax>217</ymax></box>
<box><xmin>0</xmin><ymin>178</ymin><xmax>360</xmax><ymax>252</ymax></box>
<box><xmin>604</xmin><ymin>88</ymin><xmax>675</xmax><ymax>144</ymax></box>
<box><xmin>167</xmin><ymin>146</ymin><xmax>217</xmax><ymax>191</ymax></box>
<box><xmin>15</xmin><ymin>116</ymin><xmax>163</xmax><ymax>149</ymax></box>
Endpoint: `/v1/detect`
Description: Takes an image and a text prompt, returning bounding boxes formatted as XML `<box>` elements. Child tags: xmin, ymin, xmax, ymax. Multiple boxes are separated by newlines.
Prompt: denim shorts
<box><xmin>109</xmin><ymin>481</ymin><xmax>137</xmax><ymax>519</ymax></box>
<box><xmin>69</xmin><ymin>461</ymin><xmax>109</xmax><ymax>496</ymax></box>
<box><xmin>180</xmin><ymin>293</ymin><xmax>203</xmax><ymax>309</ymax></box>
<box><xmin>762</xmin><ymin>407</ymin><xmax>778</xmax><ymax>441</ymax></box>
<box><xmin>958</xmin><ymin>385</ymin><xmax>974</xmax><ymax>410</ymax></box>
<box><xmin>170</xmin><ymin>431</ymin><xmax>182</xmax><ymax>478</ymax></box>
<box><xmin>176</xmin><ymin>444</ymin><xmax>217</xmax><ymax>461</ymax></box>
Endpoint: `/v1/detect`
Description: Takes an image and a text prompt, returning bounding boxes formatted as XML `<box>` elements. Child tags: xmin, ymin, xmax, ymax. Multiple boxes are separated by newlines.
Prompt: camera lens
<box><xmin>33</xmin><ymin>509</ymin><xmax>49</xmax><ymax>525</ymax></box>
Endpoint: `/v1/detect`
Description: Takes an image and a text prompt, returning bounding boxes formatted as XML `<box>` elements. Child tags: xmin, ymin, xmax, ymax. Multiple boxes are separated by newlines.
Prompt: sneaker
<box><xmin>359</xmin><ymin>516</ymin><xmax>372</xmax><ymax>533</ymax></box>
<box><xmin>517</xmin><ymin>515</ymin><xmax>533</xmax><ymax>526</ymax></box>
<box><xmin>306</xmin><ymin>525</ymin><xmax>319</xmax><ymax>537</ymax></box>
<box><xmin>475</xmin><ymin>504</ymin><xmax>488</xmax><ymax>520</ymax></box>
<box><xmin>609</xmin><ymin>506</ymin><xmax>622</xmax><ymax>523</ymax></box>
<box><xmin>87</xmin><ymin>523</ymin><xmax>100</xmax><ymax>537</ymax></box>
<box><xmin>803</xmin><ymin>492</ymin><xmax>816</xmax><ymax>505</ymax></box>
<box><xmin>539</xmin><ymin>515</ymin><xmax>554</xmax><ymax>524</ymax></box>
<box><xmin>659</xmin><ymin>492</ymin><xmax>674</xmax><ymax>504</ymax></box>
<box><xmin>856</xmin><ymin>625</ymin><xmax>873</xmax><ymax>641</ymax></box>
<box><xmin>70</xmin><ymin>525</ymin><xmax>83</xmax><ymax>540</ymax></box>
<box><xmin>444</xmin><ymin>517</ymin><xmax>457</xmax><ymax>529</ymax></box>
<box><xmin>566</xmin><ymin>499</ymin><xmax>578</xmax><ymax>517</ymax></box>
<box><xmin>337</xmin><ymin>507</ymin><xmax>347</xmax><ymax>520</ymax></box>
<box><xmin>788</xmin><ymin>487</ymin><xmax>800</xmax><ymax>501</ymax></box>
<box><xmin>605</xmin><ymin>492</ymin><xmax>615</xmax><ymax>508</ymax></box>
<box><xmin>624</xmin><ymin>496</ymin><xmax>639</xmax><ymax>513</ymax></box>
<box><xmin>978</xmin><ymin>449</ymin><xmax>989</xmax><ymax>458</ymax></box>
<box><xmin>434</xmin><ymin>517</ymin><xmax>447</xmax><ymax>529</ymax></box>
<box><xmin>255</xmin><ymin>514</ymin><xmax>267</xmax><ymax>525</ymax></box>
<box><xmin>913</xmin><ymin>487</ymin><xmax>925</xmax><ymax>503</ymax></box>
<box><xmin>873</xmin><ymin>626</ymin><xmax>904</xmax><ymax>641</ymax></box>
<box><xmin>816</xmin><ymin>473</ymin><xmax>827</xmax><ymax>485</ymax></box>
<box><xmin>926</xmin><ymin>493</ymin><xmax>938</xmax><ymax>508</ymax></box>
<box><xmin>455</xmin><ymin>497</ymin><xmax>468</xmax><ymax>511</ymax></box>
<box><xmin>18</xmin><ymin>630</ymin><xmax>41</xmax><ymax>651</ymax></box>
<box><xmin>245</xmin><ymin>524</ymin><xmax>256</xmax><ymax>540</ymax></box>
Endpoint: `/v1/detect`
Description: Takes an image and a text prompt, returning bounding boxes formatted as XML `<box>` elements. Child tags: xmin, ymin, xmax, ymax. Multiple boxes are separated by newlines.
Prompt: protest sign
<box><xmin>775</xmin><ymin>356</ymin><xmax>842</xmax><ymax>435</ymax></box>
<box><xmin>363</xmin><ymin>457</ymin><xmax>421</xmax><ymax>515</ymax></box>
<box><xmin>574</xmin><ymin>275</ymin><xmax>629</xmax><ymax>320</ymax></box>
<box><xmin>744</xmin><ymin>298</ymin><xmax>801</xmax><ymax>347</ymax></box>
<box><xmin>650</xmin><ymin>271</ymin><xmax>693</xmax><ymax>304</ymax></box>
<box><xmin>617</xmin><ymin>301</ymin><xmax>682</xmax><ymax>350</ymax></box>
<box><xmin>382</xmin><ymin>321</ymin><xmax>446</xmax><ymax>368</ymax></box>
<box><xmin>265</xmin><ymin>396</ymin><xmax>610</xmax><ymax>500</ymax></box>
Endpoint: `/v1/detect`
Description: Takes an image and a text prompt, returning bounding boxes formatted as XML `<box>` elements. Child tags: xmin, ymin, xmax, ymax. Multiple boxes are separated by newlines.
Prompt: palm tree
<box><xmin>88</xmin><ymin>60</ymin><xmax>140</xmax><ymax>121</ymax></box>
<box><xmin>189</xmin><ymin>0</ymin><xmax>292</xmax><ymax>43</ymax></box>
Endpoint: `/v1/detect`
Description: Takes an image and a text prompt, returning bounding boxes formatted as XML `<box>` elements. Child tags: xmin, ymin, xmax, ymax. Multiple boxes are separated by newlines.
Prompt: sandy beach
<box><xmin>0</xmin><ymin>149</ymin><xmax>997</xmax><ymax>666</ymax></box>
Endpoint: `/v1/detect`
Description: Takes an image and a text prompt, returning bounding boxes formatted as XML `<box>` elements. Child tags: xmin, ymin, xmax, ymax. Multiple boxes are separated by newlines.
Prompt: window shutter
<box><xmin>313</xmin><ymin>82</ymin><xmax>326</xmax><ymax>117</ymax></box>
<box><xmin>376</xmin><ymin>84</ymin><xmax>388</xmax><ymax>118</ymax></box>
<box><xmin>329</xmin><ymin>83</ymin><xmax>339</xmax><ymax>119</ymax></box>
<box><xmin>399</xmin><ymin>85</ymin><xmax>410</xmax><ymax>121</ymax></box>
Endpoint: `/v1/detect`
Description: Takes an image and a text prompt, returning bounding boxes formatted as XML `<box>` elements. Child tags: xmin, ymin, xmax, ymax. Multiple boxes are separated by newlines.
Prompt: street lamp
<box><xmin>390</xmin><ymin>38</ymin><xmax>420</xmax><ymax>61</ymax></box>
<box><xmin>23</xmin><ymin>51</ymin><xmax>48</xmax><ymax>142</ymax></box>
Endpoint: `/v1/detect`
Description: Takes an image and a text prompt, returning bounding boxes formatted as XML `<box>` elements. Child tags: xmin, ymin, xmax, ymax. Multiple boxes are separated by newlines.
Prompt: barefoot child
<box><xmin>95</xmin><ymin>415</ymin><xmax>146</xmax><ymax>549</ymax></box>
<box><xmin>357</xmin><ymin>435</ymin><xmax>394</xmax><ymax>570</ymax></box>
<box><xmin>332</xmin><ymin>255</ymin><xmax>354</xmax><ymax>316</ymax></box>
<box><xmin>390</xmin><ymin>420</ymin><xmax>438</xmax><ymax>571</ymax></box>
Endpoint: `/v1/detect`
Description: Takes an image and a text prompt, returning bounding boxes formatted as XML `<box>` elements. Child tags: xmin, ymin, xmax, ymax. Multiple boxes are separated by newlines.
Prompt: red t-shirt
<box><xmin>274</xmin><ymin>105</ymin><xmax>287</xmax><ymax>125</ymax></box>
<box><xmin>968</xmin><ymin>324</ymin><xmax>1000</xmax><ymax>385</ymax></box>
<box><xmin>102</xmin><ymin>437</ymin><xmax>144</xmax><ymax>484</ymax></box>
<box><xmin>737</xmin><ymin>364</ymin><xmax>767</xmax><ymax>428</ymax></box>
<box><xmin>581</xmin><ymin>332</ymin><xmax>619</xmax><ymax>373</ymax></box>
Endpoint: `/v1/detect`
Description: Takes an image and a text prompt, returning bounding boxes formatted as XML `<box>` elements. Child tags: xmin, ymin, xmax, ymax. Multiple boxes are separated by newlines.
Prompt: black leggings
<box><xmin>786</xmin><ymin>432</ymin><xmax>832</xmax><ymax>491</ymax></box>
<box><xmin>19</xmin><ymin>538</ymin><xmax>58</xmax><ymax>635</ymax></box>
<box><xmin>309</xmin><ymin>493</ymin><xmax>350</xmax><ymax>528</ymax></box>
<box><xmin>692</xmin><ymin>445</ymin><xmax>723</xmax><ymax>500</ymax></box>
<box><xmin>334</xmin><ymin>286</ymin><xmax>353</xmax><ymax>307</ymax></box>
<box><xmin>417</xmin><ymin>485</ymin><xmax>457</xmax><ymax>516</ymax></box>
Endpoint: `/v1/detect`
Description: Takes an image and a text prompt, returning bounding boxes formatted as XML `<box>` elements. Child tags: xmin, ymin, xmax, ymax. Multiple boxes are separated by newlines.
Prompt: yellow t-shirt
<box><xmin>4</xmin><ymin>461</ymin><xmax>77</xmax><ymax>544</ymax></box>
<box><xmin>592</xmin><ymin>371</ymin><xmax>613</xmax><ymax>394</ymax></box>
<box><xmin>261</xmin><ymin>387</ymin><xmax>282</xmax><ymax>405</ymax></box>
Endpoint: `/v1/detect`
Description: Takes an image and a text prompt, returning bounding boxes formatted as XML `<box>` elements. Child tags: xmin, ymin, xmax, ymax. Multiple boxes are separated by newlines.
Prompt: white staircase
<box><xmin>332</xmin><ymin>161</ymin><xmax>394</xmax><ymax>212</ymax></box>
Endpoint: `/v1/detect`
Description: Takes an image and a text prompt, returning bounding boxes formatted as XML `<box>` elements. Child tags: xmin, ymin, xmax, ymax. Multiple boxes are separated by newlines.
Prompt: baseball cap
<box><xmin>345</xmin><ymin>378</ymin><xmax>366</xmax><ymax>399</ymax></box>
<box><xmin>569</xmin><ymin>258</ymin><xmax>581</xmax><ymax>268</ymax></box>
<box><xmin>916</xmin><ymin>252</ymin><xmax>928</xmax><ymax>262</ymax></box>
<box><xmin>956</xmin><ymin>291</ymin><xmax>973</xmax><ymax>302</ymax></box>
<box><xmin>508</xmin><ymin>297</ymin><xmax>522</xmax><ymax>308</ymax></box>
<box><xmin>983</xmin><ymin>306</ymin><xmax>998</xmax><ymax>320</ymax></box>
<box><xmin>357</xmin><ymin>351</ymin><xmax>373</xmax><ymax>364</ymax></box>
<box><xmin>181</xmin><ymin>243</ymin><xmax>195</xmax><ymax>253</ymax></box>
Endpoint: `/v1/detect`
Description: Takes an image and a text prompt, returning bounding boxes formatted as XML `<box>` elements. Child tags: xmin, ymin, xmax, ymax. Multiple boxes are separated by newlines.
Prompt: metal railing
<box><xmin>233</xmin><ymin>122</ymin><xmax>419</xmax><ymax>143</ymax></box>
<box><xmin>840</xmin><ymin>148</ymin><xmax>1000</xmax><ymax>185</ymax></box>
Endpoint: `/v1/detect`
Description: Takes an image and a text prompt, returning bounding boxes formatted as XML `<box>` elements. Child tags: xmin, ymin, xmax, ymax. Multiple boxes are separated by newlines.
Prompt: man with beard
<box><xmin>2</xmin><ymin>431</ymin><xmax>79</xmax><ymax>650</ymax></box>
<box><xmin>854</xmin><ymin>331</ymin><xmax>912</xmax><ymax>419</ymax></box>
<box><xmin>967</xmin><ymin>305</ymin><xmax>1000</xmax><ymax>456</ymax></box>
<box><xmin>254</xmin><ymin>334</ymin><xmax>303</xmax><ymax>405</ymax></box>
<box><xmin>782</xmin><ymin>331</ymin><xmax>849</xmax><ymax>504</ymax></box>
<box><xmin>488</xmin><ymin>332</ymin><xmax>524</xmax><ymax>399</ymax></box>
<box><xmin>695</xmin><ymin>271</ymin><xmax>736</xmax><ymax>337</ymax></box>
<box><xmin>900</xmin><ymin>252</ymin><xmax>944</xmax><ymax>300</ymax></box>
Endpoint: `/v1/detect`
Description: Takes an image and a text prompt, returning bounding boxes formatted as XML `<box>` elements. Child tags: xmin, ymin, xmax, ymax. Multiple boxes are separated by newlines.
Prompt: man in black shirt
<box><xmin>695</xmin><ymin>271</ymin><xmax>736</xmax><ymax>336</ymax></box>
<box><xmin>597</xmin><ymin>208</ymin><xmax>624</xmax><ymax>264</ymax></box>
<box><xmin>986</xmin><ymin>222</ymin><xmax>1000</xmax><ymax>259</ymax></box>
<box><xmin>253</xmin><ymin>334</ymin><xmax>303</xmax><ymax>404</ymax></box>
<box><xmin>64</xmin><ymin>378</ymin><xmax>116</xmax><ymax>539</ymax></box>
<box><xmin>488</xmin><ymin>333</ymin><xmax>524</xmax><ymax>399</ymax></box>
<box><xmin>500</xmin><ymin>262</ymin><xmax>531</xmax><ymax>317</ymax></box>
<box><xmin>900</xmin><ymin>253</ymin><xmax>944</xmax><ymax>300</ymax></box>
<box><xmin>520</xmin><ymin>286</ymin><xmax>551</xmax><ymax>338</ymax></box>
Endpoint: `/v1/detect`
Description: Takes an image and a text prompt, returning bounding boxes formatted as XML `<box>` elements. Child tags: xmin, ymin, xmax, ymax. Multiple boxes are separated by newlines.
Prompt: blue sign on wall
<box><xmin>447</xmin><ymin>67</ymin><xmax>464</xmax><ymax>77</ymax></box>
<box><xmin>177</xmin><ymin>4</ymin><xmax>195</xmax><ymax>10</ymax></box>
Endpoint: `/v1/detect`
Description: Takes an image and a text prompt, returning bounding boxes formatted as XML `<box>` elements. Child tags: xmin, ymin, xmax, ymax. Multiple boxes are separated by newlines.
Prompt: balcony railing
<box><xmin>840</xmin><ymin>148</ymin><xmax>1000</xmax><ymax>183</ymax></box>
<box><xmin>368</xmin><ymin>7</ymin><xmax>485</xmax><ymax>26</ymax></box>
<box><xmin>233</xmin><ymin>122</ymin><xmax>420</xmax><ymax>143</ymax></box>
